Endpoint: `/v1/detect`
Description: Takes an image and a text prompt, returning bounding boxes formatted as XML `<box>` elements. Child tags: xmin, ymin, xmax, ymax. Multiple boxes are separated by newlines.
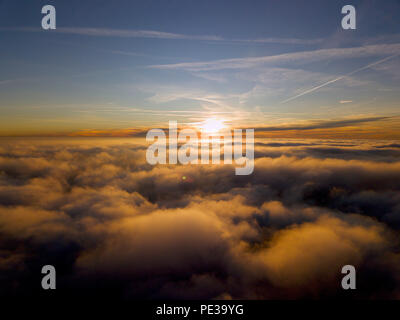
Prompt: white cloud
<box><xmin>150</xmin><ymin>43</ymin><xmax>400</xmax><ymax>71</ymax></box>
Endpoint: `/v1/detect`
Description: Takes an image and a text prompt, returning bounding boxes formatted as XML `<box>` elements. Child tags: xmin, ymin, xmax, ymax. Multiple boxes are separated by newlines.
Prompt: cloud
<box><xmin>55</xmin><ymin>27</ymin><xmax>224</xmax><ymax>41</ymax></box>
<box><xmin>239</xmin><ymin>37</ymin><xmax>324</xmax><ymax>45</ymax></box>
<box><xmin>0</xmin><ymin>27</ymin><xmax>223</xmax><ymax>41</ymax></box>
<box><xmin>1</xmin><ymin>27</ymin><xmax>325</xmax><ymax>45</ymax></box>
<box><xmin>149</xmin><ymin>43</ymin><xmax>400</xmax><ymax>71</ymax></box>
<box><xmin>280</xmin><ymin>53</ymin><xmax>400</xmax><ymax>103</ymax></box>
<box><xmin>0</xmin><ymin>138</ymin><xmax>400</xmax><ymax>299</ymax></box>
<box><xmin>254</xmin><ymin>116</ymin><xmax>391</xmax><ymax>131</ymax></box>
<box><xmin>255</xmin><ymin>214</ymin><xmax>392</xmax><ymax>294</ymax></box>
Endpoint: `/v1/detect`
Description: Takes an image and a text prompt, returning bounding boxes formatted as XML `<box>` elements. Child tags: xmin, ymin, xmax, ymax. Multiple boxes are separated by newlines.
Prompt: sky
<box><xmin>2</xmin><ymin>1</ymin><xmax>400</xmax><ymax>301</ymax></box>
<box><xmin>0</xmin><ymin>0</ymin><xmax>399</xmax><ymax>137</ymax></box>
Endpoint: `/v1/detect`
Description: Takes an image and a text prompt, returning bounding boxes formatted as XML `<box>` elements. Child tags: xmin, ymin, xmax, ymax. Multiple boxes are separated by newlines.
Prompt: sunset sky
<box><xmin>0</xmin><ymin>0</ymin><xmax>399</xmax><ymax>137</ymax></box>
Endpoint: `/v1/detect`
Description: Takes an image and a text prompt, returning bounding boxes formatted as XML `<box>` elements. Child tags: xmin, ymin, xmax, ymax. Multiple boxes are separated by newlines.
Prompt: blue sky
<box><xmin>0</xmin><ymin>0</ymin><xmax>399</xmax><ymax>135</ymax></box>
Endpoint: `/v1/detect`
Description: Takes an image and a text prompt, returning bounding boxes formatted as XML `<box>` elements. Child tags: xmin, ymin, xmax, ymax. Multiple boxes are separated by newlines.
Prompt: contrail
<box><xmin>281</xmin><ymin>53</ymin><xmax>400</xmax><ymax>104</ymax></box>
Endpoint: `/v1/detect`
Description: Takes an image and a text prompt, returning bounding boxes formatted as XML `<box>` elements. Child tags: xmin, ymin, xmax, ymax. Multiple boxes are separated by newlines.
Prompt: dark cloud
<box><xmin>0</xmin><ymin>138</ymin><xmax>400</xmax><ymax>299</ymax></box>
<box><xmin>375</xmin><ymin>143</ymin><xmax>400</xmax><ymax>149</ymax></box>
<box><xmin>254</xmin><ymin>116</ymin><xmax>390</xmax><ymax>132</ymax></box>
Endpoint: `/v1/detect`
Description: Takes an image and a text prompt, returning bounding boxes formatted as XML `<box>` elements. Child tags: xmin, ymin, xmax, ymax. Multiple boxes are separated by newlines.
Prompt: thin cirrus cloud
<box><xmin>149</xmin><ymin>43</ymin><xmax>400</xmax><ymax>71</ymax></box>
<box><xmin>1</xmin><ymin>26</ymin><xmax>324</xmax><ymax>44</ymax></box>
<box><xmin>238</xmin><ymin>37</ymin><xmax>324</xmax><ymax>45</ymax></box>
<box><xmin>56</xmin><ymin>27</ymin><xmax>224</xmax><ymax>41</ymax></box>
<box><xmin>280</xmin><ymin>53</ymin><xmax>400</xmax><ymax>103</ymax></box>
<box><xmin>0</xmin><ymin>26</ymin><xmax>222</xmax><ymax>41</ymax></box>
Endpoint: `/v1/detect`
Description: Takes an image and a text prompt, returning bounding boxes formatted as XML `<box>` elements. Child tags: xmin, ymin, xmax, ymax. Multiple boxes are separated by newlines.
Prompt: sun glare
<box><xmin>199</xmin><ymin>118</ymin><xmax>227</xmax><ymax>134</ymax></box>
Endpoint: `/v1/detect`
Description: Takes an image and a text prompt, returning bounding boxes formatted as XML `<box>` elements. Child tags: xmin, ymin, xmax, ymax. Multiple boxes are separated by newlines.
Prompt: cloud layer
<box><xmin>0</xmin><ymin>138</ymin><xmax>400</xmax><ymax>299</ymax></box>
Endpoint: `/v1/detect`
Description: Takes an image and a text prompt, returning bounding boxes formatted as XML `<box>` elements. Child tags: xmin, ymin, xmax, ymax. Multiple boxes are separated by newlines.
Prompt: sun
<box><xmin>199</xmin><ymin>118</ymin><xmax>227</xmax><ymax>134</ymax></box>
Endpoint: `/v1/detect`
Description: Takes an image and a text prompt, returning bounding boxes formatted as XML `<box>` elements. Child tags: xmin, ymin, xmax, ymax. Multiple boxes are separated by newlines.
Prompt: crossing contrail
<box><xmin>281</xmin><ymin>53</ymin><xmax>400</xmax><ymax>104</ymax></box>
